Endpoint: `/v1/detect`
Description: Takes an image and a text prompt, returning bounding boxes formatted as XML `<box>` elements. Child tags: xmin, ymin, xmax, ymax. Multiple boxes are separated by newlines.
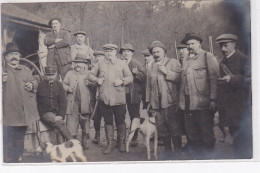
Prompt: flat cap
<box><xmin>93</xmin><ymin>51</ymin><xmax>105</xmax><ymax>56</ymax></box>
<box><xmin>216</xmin><ymin>34</ymin><xmax>238</xmax><ymax>44</ymax></box>
<box><xmin>181</xmin><ymin>32</ymin><xmax>202</xmax><ymax>44</ymax></box>
<box><xmin>177</xmin><ymin>44</ymin><xmax>188</xmax><ymax>49</ymax></box>
<box><xmin>119</xmin><ymin>44</ymin><xmax>135</xmax><ymax>54</ymax></box>
<box><xmin>148</xmin><ymin>41</ymin><xmax>167</xmax><ymax>54</ymax></box>
<box><xmin>73</xmin><ymin>54</ymin><xmax>90</xmax><ymax>63</ymax></box>
<box><xmin>141</xmin><ymin>49</ymin><xmax>151</xmax><ymax>56</ymax></box>
<box><xmin>48</xmin><ymin>17</ymin><xmax>62</xmax><ymax>26</ymax></box>
<box><xmin>45</xmin><ymin>66</ymin><xmax>58</xmax><ymax>75</ymax></box>
<box><xmin>102</xmin><ymin>44</ymin><xmax>118</xmax><ymax>50</ymax></box>
<box><xmin>73</xmin><ymin>31</ymin><xmax>87</xmax><ymax>36</ymax></box>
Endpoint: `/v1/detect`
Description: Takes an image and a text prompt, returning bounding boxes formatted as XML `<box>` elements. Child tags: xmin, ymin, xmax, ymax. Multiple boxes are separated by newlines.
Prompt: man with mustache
<box><xmin>44</xmin><ymin>17</ymin><xmax>72</xmax><ymax>80</ymax></box>
<box><xmin>88</xmin><ymin>44</ymin><xmax>133</xmax><ymax>154</ymax></box>
<box><xmin>179</xmin><ymin>33</ymin><xmax>219</xmax><ymax>159</ymax></box>
<box><xmin>146</xmin><ymin>41</ymin><xmax>182</xmax><ymax>159</ymax></box>
<box><xmin>177</xmin><ymin>44</ymin><xmax>189</xmax><ymax>66</ymax></box>
<box><xmin>216</xmin><ymin>34</ymin><xmax>252</xmax><ymax>159</ymax></box>
<box><xmin>3</xmin><ymin>43</ymin><xmax>40</xmax><ymax>162</ymax></box>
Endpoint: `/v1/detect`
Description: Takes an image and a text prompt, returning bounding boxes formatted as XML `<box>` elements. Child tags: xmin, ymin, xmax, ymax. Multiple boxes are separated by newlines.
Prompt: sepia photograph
<box><xmin>0</xmin><ymin>0</ymin><xmax>255</xmax><ymax>165</ymax></box>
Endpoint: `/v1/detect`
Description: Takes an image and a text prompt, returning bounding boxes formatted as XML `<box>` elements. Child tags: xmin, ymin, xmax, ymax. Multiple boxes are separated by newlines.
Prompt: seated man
<box><xmin>37</xmin><ymin>67</ymin><xmax>72</xmax><ymax>142</ymax></box>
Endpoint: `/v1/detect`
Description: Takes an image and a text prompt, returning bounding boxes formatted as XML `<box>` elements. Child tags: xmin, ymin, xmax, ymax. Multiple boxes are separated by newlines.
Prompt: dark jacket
<box><xmin>218</xmin><ymin>50</ymin><xmax>251</xmax><ymax>127</ymax></box>
<box><xmin>37</xmin><ymin>79</ymin><xmax>67</xmax><ymax>118</ymax></box>
<box><xmin>3</xmin><ymin>65</ymin><xmax>40</xmax><ymax>126</ymax></box>
<box><xmin>126</xmin><ymin>58</ymin><xmax>146</xmax><ymax>104</ymax></box>
<box><xmin>44</xmin><ymin>29</ymin><xmax>72</xmax><ymax>66</ymax></box>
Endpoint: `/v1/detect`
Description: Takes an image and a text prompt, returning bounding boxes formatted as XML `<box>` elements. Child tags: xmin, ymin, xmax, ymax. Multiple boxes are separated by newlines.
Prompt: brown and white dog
<box><xmin>126</xmin><ymin>115</ymin><xmax>158</xmax><ymax>160</ymax></box>
<box><xmin>37</xmin><ymin>139</ymin><xmax>87</xmax><ymax>162</ymax></box>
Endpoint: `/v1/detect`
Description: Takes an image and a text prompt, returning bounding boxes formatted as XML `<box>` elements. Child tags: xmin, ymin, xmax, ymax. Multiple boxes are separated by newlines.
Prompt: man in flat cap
<box><xmin>119</xmin><ymin>44</ymin><xmax>146</xmax><ymax>147</ymax></box>
<box><xmin>146</xmin><ymin>41</ymin><xmax>183</xmax><ymax>159</ymax></box>
<box><xmin>179</xmin><ymin>33</ymin><xmax>219</xmax><ymax>159</ymax></box>
<box><xmin>71</xmin><ymin>31</ymin><xmax>94</xmax><ymax>61</ymax></box>
<box><xmin>88</xmin><ymin>44</ymin><xmax>133</xmax><ymax>154</ymax></box>
<box><xmin>216</xmin><ymin>34</ymin><xmax>252</xmax><ymax>159</ymax></box>
<box><xmin>3</xmin><ymin>43</ymin><xmax>40</xmax><ymax>162</ymax></box>
<box><xmin>44</xmin><ymin>17</ymin><xmax>72</xmax><ymax>80</ymax></box>
<box><xmin>177</xmin><ymin>44</ymin><xmax>189</xmax><ymax>66</ymax></box>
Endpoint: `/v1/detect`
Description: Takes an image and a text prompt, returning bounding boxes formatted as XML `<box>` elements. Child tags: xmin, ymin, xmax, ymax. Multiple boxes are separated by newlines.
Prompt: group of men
<box><xmin>2</xmin><ymin>17</ymin><xmax>252</xmax><ymax>162</ymax></box>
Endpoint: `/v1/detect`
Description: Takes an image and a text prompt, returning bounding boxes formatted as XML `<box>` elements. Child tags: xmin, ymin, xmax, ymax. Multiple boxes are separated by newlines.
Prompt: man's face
<box><xmin>152</xmin><ymin>47</ymin><xmax>165</xmax><ymax>62</ymax></box>
<box><xmin>46</xmin><ymin>72</ymin><xmax>58</xmax><ymax>82</ymax></box>
<box><xmin>51</xmin><ymin>20</ymin><xmax>61</xmax><ymax>31</ymax></box>
<box><xmin>73</xmin><ymin>62</ymin><xmax>87</xmax><ymax>72</ymax></box>
<box><xmin>75</xmin><ymin>34</ymin><xmax>86</xmax><ymax>45</ymax></box>
<box><xmin>220</xmin><ymin>42</ymin><xmax>236</xmax><ymax>57</ymax></box>
<box><xmin>105</xmin><ymin>49</ymin><xmax>117</xmax><ymax>60</ymax></box>
<box><xmin>95</xmin><ymin>55</ymin><xmax>105</xmax><ymax>63</ymax></box>
<box><xmin>186</xmin><ymin>39</ymin><xmax>201</xmax><ymax>54</ymax></box>
<box><xmin>5</xmin><ymin>52</ymin><xmax>21</xmax><ymax>67</ymax></box>
<box><xmin>144</xmin><ymin>55</ymin><xmax>153</xmax><ymax>64</ymax></box>
<box><xmin>178</xmin><ymin>47</ymin><xmax>189</xmax><ymax>58</ymax></box>
<box><xmin>122</xmin><ymin>50</ymin><xmax>133</xmax><ymax>60</ymax></box>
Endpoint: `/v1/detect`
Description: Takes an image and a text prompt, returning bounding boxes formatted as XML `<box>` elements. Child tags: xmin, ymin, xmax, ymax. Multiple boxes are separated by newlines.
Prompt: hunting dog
<box><xmin>126</xmin><ymin>114</ymin><xmax>158</xmax><ymax>160</ymax></box>
<box><xmin>37</xmin><ymin>139</ymin><xmax>87</xmax><ymax>162</ymax></box>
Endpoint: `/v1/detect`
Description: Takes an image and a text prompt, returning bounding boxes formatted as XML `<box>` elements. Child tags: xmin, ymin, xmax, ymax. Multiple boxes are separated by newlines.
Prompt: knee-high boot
<box><xmin>117</xmin><ymin>124</ymin><xmax>126</xmax><ymax>152</ymax></box>
<box><xmin>103</xmin><ymin>125</ymin><xmax>114</xmax><ymax>154</ymax></box>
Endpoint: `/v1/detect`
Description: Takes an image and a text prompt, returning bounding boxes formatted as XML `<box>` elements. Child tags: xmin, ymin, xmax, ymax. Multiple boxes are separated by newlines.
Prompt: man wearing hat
<box><xmin>216</xmin><ymin>34</ymin><xmax>252</xmax><ymax>159</ymax></box>
<box><xmin>2</xmin><ymin>42</ymin><xmax>40</xmax><ymax>162</ymax></box>
<box><xmin>63</xmin><ymin>54</ymin><xmax>95</xmax><ymax>149</ymax></box>
<box><xmin>179</xmin><ymin>33</ymin><xmax>219</xmax><ymax>159</ymax></box>
<box><xmin>88</xmin><ymin>44</ymin><xmax>133</xmax><ymax>154</ymax></box>
<box><xmin>119</xmin><ymin>44</ymin><xmax>146</xmax><ymax>146</ymax></box>
<box><xmin>177</xmin><ymin>44</ymin><xmax>189</xmax><ymax>66</ymax></box>
<box><xmin>92</xmin><ymin>50</ymin><xmax>105</xmax><ymax>145</ymax></box>
<box><xmin>146</xmin><ymin>41</ymin><xmax>183</xmax><ymax>159</ymax></box>
<box><xmin>44</xmin><ymin>17</ymin><xmax>72</xmax><ymax>79</ymax></box>
<box><xmin>71</xmin><ymin>31</ymin><xmax>94</xmax><ymax>61</ymax></box>
<box><xmin>37</xmin><ymin>66</ymin><xmax>73</xmax><ymax>143</ymax></box>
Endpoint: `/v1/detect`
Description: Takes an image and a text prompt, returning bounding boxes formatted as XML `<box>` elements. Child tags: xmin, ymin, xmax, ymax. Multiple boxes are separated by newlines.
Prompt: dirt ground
<box><xmin>22</xmin><ymin>109</ymin><xmax>236</xmax><ymax>163</ymax></box>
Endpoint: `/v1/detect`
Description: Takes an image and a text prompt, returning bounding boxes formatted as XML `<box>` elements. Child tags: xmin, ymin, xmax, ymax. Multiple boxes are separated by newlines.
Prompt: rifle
<box><xmin>209</xmin><ymin>36</ymin><xmax>214</xmax><ymax>54</ymax></box>
<box><xmin>90</xmin><ymin>87</ymin><xmax>99</xmax><ymax>120</ymax></box>
<box><xmin>174</xmin><ymin>41</ymin><xmax>179</xmax><ymax>61</ymax></box>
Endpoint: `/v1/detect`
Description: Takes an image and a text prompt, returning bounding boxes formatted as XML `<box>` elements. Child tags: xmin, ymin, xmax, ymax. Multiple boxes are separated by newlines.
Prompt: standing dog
<box><xmin>126</xmin><ymin>116</ymin><xmax>158</xmax><ymax>160</ymax></box>
<box><xmin>37</xmin><ymin>139</ymin><xmax>87</xmax><ymax>162</ymax></box>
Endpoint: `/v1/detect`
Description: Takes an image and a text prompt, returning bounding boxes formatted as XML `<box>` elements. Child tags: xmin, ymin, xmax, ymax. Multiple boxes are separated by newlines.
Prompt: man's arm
<box><xmin>58</xmin><ymin>83</ymin><xmax>67</xmax><ymax>118</ymax></box>
<box><xmin>44</xmin><ymin>33</ymin><xmax>56</xmax><ymax>47</ymax></box>
<box><xmin>165</xmin><ymin>59</ymin><xmax>182</xmax><ymax>83</ymax></box>
<box><xmin>122</xmin><ymin>61</ymin><xmax>133</xmax><ymax>85</ymax></box>
<box><xmin>62</xmin><ymin>71</ymin><xmax>71</xmax><ymax>92</ymax></box>
<box><xmin>55</xmin><ymin>31</ymin><xmax>71</xmax><ymax>49</ymax></box>
<box><xmin>88</xmin><ymin>62</ymin><xmax>100</xmax><ymax>83</ymax></box>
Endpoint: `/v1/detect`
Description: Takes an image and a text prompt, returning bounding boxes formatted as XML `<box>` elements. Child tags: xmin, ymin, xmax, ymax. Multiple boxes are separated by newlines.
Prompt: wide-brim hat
<box><xmin>3</xmin><ymin>42</ymin><xmax>23</xmax><ymax>56</ymax></box>
<box><xmin>73</xmin><ymin>54</ymin><xmax>90</xmax><ymax>63</ymax></box>
<box><xmin>73</xmin><ymin>31</ymin><xmax>87</xmax><ymax>36</ymax></box>
<box><xmin>216</xmin><ymin>34</ymin><xmax>238</xmax><ymax>44</ymax></box>
<box><xmin>141</xmin><ymin>49</ymin><xmax>151</xmax><ymax>56</ymax></box>
<box><xmin>119</xmin><ymin>44</ymin><xmax>135</xmax><ymax>54</ymax></box>
<box><xmin>93</xmin><ymin>51</ymin><xmax>105</xmax><ymax>56</ymax></box>
<box><xmin>45</xmin><ymin>66</ymin><xmax>58</xmax><ymax>75</ymax></box>
<box><xmin>177</xmin><ymin>44</ymin><xmax>188</xmax><ymax>49</ymax></box>
<box><xmin>48</xmin><ymin>17</ymin><xmax>62</xmax><ymax>26</ymax></box>
<box><xmin>148</xmin><ymin>41</ymin><xmax>167</xmax><ymax>54</ymax></box>
<box><xmin>102</xmin><ymin>44</ymin><xmax>118</xmax><ymax>50</ymax></box>
<box><xmin>181</xmin><ymin>32</ymin><xmax>203</xmax><ymax>44</ymax></box>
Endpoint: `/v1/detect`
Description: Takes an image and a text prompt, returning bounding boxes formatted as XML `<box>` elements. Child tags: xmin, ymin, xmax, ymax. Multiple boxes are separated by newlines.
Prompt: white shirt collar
<box><xmin>226</xmin><ymin>50</ymin><xmax>236</xmax><ymax>59</ymax></box>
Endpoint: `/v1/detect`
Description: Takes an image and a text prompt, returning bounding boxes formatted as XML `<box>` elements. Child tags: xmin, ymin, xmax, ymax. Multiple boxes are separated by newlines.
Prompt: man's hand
<box><xmin>114</xmin><ymin>79</ymin><xmax>123</xmax><ymax>87</ymax></box>
<box><xmin>25</xmin><ymin>82</ymin><xmax>33</xmax><ymax>92</ymax></box>
<box><xmin>48</xmin><ymin>44</ymin><xmax>55</xmax><ymax>49</ymax></box>
<box><xmin>157</xmin><ymin>64</ymin><xmax>168</xmax><ymax>75</ymax></box>
<box><xmin>132</xmin><ymin>67</ymin><xmax>138</xmax><ymax>75</ymax></box>
<box><xmin>68</xmin><ymin>87</ymin><xmax>74</xmax><ymax>93</ymax></box>
<box><xmin>218</xmin><ymin>75</ymin><xmax>231</xmax><ymax>83</ymax></box>
<box><xmin>209</xmin><ymin>100</ymin><xmax>217</xmax><ymax>113</ymax></box>
<box><xmin>2</xmin><ymin>73</ymin><xmax>7</xmax><ymax>82</ymax></box>
<box><xmin>97</xmin><ymin>78</ymin><xmax>104</xmax><ymax>85</ymax></box>
<box><xmin>55</xmin><ymin>38</ymin><xmax>63</xmax><ymax>43</ymax></box>
<box><xmin>54</xmin><ymin>116</ymin><xmax>63</xmax><ymax>121</ymax></box>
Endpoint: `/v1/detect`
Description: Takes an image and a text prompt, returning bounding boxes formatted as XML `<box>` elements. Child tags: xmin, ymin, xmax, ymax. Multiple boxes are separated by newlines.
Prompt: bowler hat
<box><xmin>48</xmin><ymin>17</ymin><xmax>62</xmax><ymax>26</ymax></box>
<box><xmin>93</xmin><ymin>51</ymin><xmax>105</xmax><ymax>57</ymax></box>
<box><xmin>141</xmin><ymin>49</ymin><xmax>151</xmax><ymax>56</ymax></box>
<box><xmin>102</xmin><ymin>44</ymin><xmax>118</xmax><ymax>50</ymax></box>
<box><xmin>177</xmin><ymin>44</ymin><xmax>188</xmax><ymax>49</ymax></box>
<box><xmin>73</xmin><ymin>31</ymin><xmax>87</xmax><ymax>36</ymax></box>
<box><xmin>45</xmin><ymin>66</ymin><xmax>57</xmax><ymax>75</ymax></box>
<box><xmin>181</xmin><ymin>32</ymin><xmax>203</xmax><ymax>44</ymax></box>
<box><xmin>216</xmin><ymin>34</ymin><xmax>238</xmax><ymax>44</ymax></box>
<box><xmin>119</xmin><ymin>44</ymin><xmax>135</xmax><ymax>54</ymax></box>
<box><xmin>3</xmin><ymin>42</ymin><xmax>23</xmax><ymax>56</ymax></box>
<box><xmin>148</xmin><ymin>41</ymin><xmax>167</xmax><ymax>54</ymax></box>
<box><xmin>73</xmin><ymin>54</ymin><xmax>90</xmax><ymax>63</ymax></box>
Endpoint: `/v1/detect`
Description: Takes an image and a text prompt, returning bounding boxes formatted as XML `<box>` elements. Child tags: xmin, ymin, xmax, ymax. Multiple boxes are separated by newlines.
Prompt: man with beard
<box><xmin>179</xmin><ymin>33</ymin><xmax>219</xmax><ymax>159</ymax></box>
<box><xmin>119</xmin><ymin>44</ymin><xmax>146</xmax><ymax>147</ymax></box>
<box><xmin>146</xmin><ymin>41</ymin><xmax>182</xmax><ymax>159</ymax></box>
<box><xmin>44</xmin><ymin>17</ymin><xmax>72</xmax><ymax>79</ymax></box>
<box><xmin>88</xmin><ymin>44</ymin><xmax>133</xmax><ymax>154</ymax></box>
<box><xmin>216</xmin><ymin>34</ymin><xmax>252</xmax><ymax>159</ymax></box>
<box><xmin>3</xmin><ymin>43</ymin><xmax>40</xmax><ymax>162</ymax></box>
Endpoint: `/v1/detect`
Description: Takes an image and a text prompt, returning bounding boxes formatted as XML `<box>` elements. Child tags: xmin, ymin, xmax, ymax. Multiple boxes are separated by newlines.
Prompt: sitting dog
<box><xmin>37</xmin><ymin>139</ymin><xmax>87</xmax><ymax>162</ymax></box>
<box><xmin>126</xmin><ymin>114</ymin><xmax>158</xmax><ymax>160</ymax></box>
